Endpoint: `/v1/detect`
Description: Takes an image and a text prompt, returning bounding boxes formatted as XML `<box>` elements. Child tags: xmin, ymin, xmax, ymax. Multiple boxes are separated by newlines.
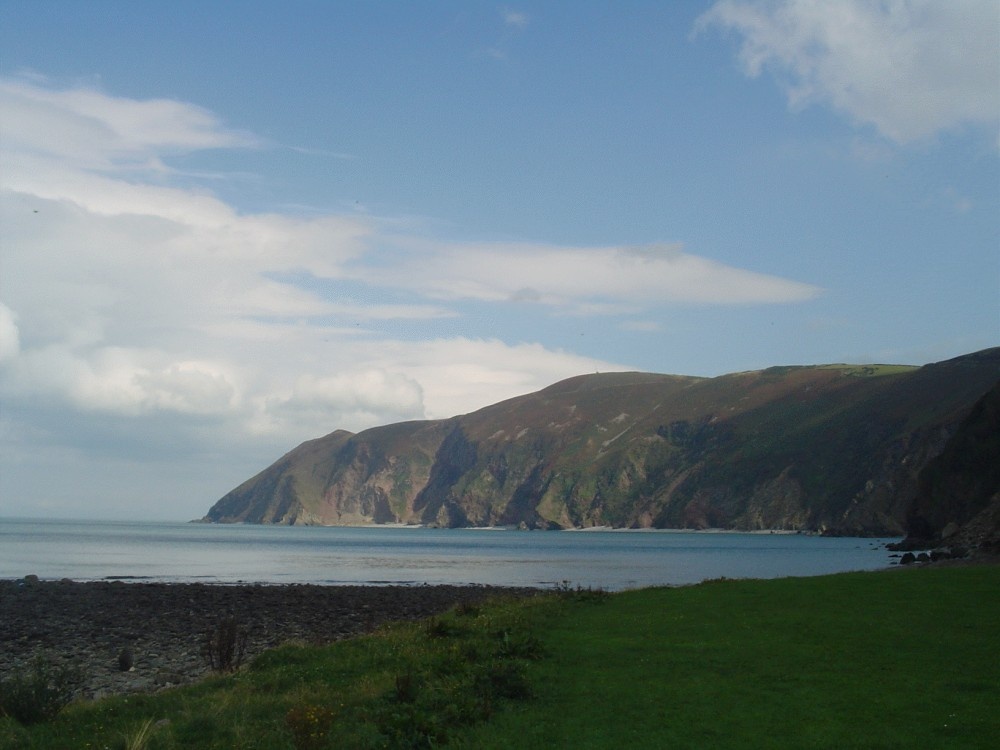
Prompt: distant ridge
<box><xmin>205</xmin><ymin>348</ymin><xmax>1000</xmax><ymax>538</ymax></box>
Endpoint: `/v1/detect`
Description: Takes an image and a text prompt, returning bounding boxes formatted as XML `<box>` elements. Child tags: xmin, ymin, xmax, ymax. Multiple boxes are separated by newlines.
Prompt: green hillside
<box><xmin>206</xmin><ymin>348</ymin><xmax>1000</xmax><ymax>536</ymax></box>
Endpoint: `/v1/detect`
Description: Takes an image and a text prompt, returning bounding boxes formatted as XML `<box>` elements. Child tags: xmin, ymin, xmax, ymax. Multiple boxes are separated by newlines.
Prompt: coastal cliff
<box><xmin>898</xmin><ymin>377</ymin><xmax>1000</xmax><ymax>551</ymax></box>
<box><xmin>206</xmin><ymin>348</ymin><xmax>1000</xmax><ymax>536</ymax></box>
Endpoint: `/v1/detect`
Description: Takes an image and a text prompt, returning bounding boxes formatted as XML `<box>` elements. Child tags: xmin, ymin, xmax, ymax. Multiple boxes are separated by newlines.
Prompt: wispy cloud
<box><xmin>619</xmin><ymin>320</ymin><xmax>663</xmax><ymax>333</ymax></box>
<box><xmin>936</xmin><ymin>186</ymin><xmax>974</xmax><ymax>215</ymax></box>
<box><xmin>503</xmin><ymin>8</ymin><xmax>529</xmax><ymax>28</ymax></box>
<box><xmin>360</xmin><ymin>240</ymin><xmax>820</xmax><ymax>310</ymax></box>
<box><xmin>283</xmin><ymin>144</ymin><xmax>358</xmax><ymax>159</ymax></box>
<box><xmin>0</xmin><ymin>77</ymin><xmax>259</xmax><ymax>172</ymax></box>
<box><xmin>479</xmin><ymin>7</ymin><xmax>529</xmax><ymax>60</ymax></box>
<box><xmin>696</xmin><ymin>0</ymin><xmax>1000</xmax><ymax>144</ymax></box>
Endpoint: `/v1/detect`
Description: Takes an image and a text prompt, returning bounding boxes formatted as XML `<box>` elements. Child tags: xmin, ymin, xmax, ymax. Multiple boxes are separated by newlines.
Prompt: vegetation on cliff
<box><xmin>206</xmin><ymin>348</ymin><xmax>1000</xmax><ymax>536</ymax></box>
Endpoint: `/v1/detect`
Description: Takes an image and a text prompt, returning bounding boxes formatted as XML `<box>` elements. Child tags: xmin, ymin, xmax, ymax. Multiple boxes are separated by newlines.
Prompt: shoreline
<box><xmin>4</xmin><ymin>516</ymin><xmax>891</xmax><ymax>536</ymax></box>
<box><xmin>0</xmin><ymin>579</ymin><xmax>539</xmax><ymax>701</ymax></box>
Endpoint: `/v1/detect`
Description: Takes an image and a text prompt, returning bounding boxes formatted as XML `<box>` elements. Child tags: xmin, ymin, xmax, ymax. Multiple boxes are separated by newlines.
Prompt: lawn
<box><xmin>3</xmin><ymin>565</ymin><xmax>997</xmax><ymax>749</ymax></box>
<box><xmin>462</xmin><ymin>566</ymin><xmax>999</xmax><ymax>748</ymax></box>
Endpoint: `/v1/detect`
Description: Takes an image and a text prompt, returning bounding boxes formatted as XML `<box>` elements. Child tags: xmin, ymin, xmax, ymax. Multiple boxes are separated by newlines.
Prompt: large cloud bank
<box><xmin>0</xmin><ymin>77</ymin><xmax>818</xmax><ymax>452</ymax></box>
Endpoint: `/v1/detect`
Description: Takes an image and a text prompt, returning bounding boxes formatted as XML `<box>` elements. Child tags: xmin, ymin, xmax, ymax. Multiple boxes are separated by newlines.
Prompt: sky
<box><xmin>0</xmin><ymin>1</ymin><xmax>997</xmax><ymax>521</ymax></box>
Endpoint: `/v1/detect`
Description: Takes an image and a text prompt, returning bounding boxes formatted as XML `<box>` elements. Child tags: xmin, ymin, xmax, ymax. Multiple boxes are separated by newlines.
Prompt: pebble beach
<box><xmin>0</xmin><ymin>578</ymin><xmax>538</xmax><ymax>701</ymax></box>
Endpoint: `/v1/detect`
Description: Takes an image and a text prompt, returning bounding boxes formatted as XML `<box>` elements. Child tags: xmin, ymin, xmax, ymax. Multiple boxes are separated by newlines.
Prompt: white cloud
<box><xmin>697</xmin><ymin>0</ymin><xmax>1000</xmax><ymax>144</ymax></box>
<box><xmin>363</xmin><ymin>240</ymin><xmax>819</xmax><ymax>309</ymax></box>
<box><xmin>360</xmin><ymin>337</ymin><xmax>618</xmax><ymax>420</ymax></box>
<box><xmin>0</xmin><ymin>76</ymin><xmax>825</xmax><ymax>519</ymax></box>
<box><xmin>252</xmin><ymin>369</ymin><xmax>426</xmax><ymax>438</ymax></box>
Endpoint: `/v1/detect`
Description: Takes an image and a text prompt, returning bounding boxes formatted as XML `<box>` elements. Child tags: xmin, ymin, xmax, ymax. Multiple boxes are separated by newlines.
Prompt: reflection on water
<box><xmin>0</xmin><ymin>518</ymin><xmax>898</xmax><ymax>591</ymax></box>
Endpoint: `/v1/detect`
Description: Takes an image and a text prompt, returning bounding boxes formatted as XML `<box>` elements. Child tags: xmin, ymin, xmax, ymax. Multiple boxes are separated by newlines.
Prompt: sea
<box><xmin>0</xmin><ymin>518</ymin><xmax>901</xmax><ymax>591</ymax></box>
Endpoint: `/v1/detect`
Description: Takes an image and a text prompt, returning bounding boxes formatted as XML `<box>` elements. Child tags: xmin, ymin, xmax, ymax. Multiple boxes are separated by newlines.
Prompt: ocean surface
<box><xmin>0</xmin><ymin>518</ymin><xmax>900</xmax><ymax>591</ymax></box>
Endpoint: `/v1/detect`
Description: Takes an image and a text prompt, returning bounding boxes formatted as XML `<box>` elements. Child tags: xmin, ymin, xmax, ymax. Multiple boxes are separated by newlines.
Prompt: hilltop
<box><xmin>205</xmin><ymin>348</ymin><xmax>1000</xmax><ymax>537</ymax></box>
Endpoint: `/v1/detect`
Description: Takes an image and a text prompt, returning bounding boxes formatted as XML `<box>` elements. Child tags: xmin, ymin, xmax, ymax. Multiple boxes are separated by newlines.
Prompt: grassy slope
<box><xmin>3</xmin><ymin>566</ymin><xmax>997</xmax><ymax>749</ymax></box>
<box><xmin>469</xmin><ymin>566</ymin><xmax>1000</xmax><ymax>749</ymax></box>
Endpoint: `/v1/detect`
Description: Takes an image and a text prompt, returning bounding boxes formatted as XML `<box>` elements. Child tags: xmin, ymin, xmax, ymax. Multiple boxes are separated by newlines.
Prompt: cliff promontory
<box><xmin>205</xmin><ymin>349</ymin><xmax>1000</xmax><ymax>535</ymax></box>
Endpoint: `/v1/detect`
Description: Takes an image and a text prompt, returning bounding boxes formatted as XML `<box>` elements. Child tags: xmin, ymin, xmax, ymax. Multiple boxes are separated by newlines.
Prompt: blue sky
<box><xmin>1</xmin><ymin>1</ymin><xmax>997</xmax><ymax>521</ymax></box>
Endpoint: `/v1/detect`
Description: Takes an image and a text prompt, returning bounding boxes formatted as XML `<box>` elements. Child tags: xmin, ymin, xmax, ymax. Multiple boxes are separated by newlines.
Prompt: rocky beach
<box><xmin>0</xmin><ymin>578</ymin><xmax>538</xmax><ymax>701</ymax></box>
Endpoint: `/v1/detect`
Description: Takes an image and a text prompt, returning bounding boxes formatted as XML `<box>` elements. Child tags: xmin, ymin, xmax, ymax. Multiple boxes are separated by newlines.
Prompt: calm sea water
<box><xmin>0</xmin><ymin>518</ymin><xmax>899</xmax><ymax>591</ymax></box>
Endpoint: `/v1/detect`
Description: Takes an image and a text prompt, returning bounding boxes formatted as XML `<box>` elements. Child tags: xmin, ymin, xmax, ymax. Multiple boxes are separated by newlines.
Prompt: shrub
<box><xmin>0</xmin><ymin>653</ymin><xmax>82</xmax><ymax>725</ymax></box>
<box><xmin>476</xmin><ymin>660</ymin><xmax>531</xmax><ymax>700</ymax></box>
<box><xmin>495</xmin><ymin>627</ymin><xmax>545</xmax><ymax>660</ymax></box>
<box><xmin>201</xmin><ymin>617</ymin><xmax>249</xmax><ymax>672</ymax></box>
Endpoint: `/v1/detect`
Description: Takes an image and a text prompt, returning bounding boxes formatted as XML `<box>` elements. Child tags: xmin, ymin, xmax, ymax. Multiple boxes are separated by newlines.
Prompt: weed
<box><xmin>476</xmin><ymin>659</ymin><xmax>531</xmax><ymax>699</ymax></box>
<box><xmin>453</xmin><ymin>601</ymin><xmax>481</xmax><ymax>617</ymax></box>
<box><xmin>554</xmin><ymin>580</ymin><xmax>610</xmax><ymax>603</ymax></box>
<box><xmin>201</xmin><ymin>617</ymin><xmax>248</xmax><ymax>672</ymax></box>
<box><xmin>495</xmin><ymin>627</ymin><xmax>546</xmax><ymax>660</ymax></box>
<box><xmin>424</xmin><ymin>616</ymin><xmax>465</xmax><ymax>639</ymax></box>
<box><xmin>393</xmin><ymin>671</ymin><xmax>420</xmax><ymax>704</ymax></box>
<box><xmin>370</xmin><ymin>700</ymin><xmax>448</xmax><ymax>749</ymax></box>
<box><xmin>0</xmin><ymin>653</ymin><xmax>82</xmax><ymax>725</ymax></box>
<box><xmin>285</xmin><ymin>703</ymin><xmax>335</xmax><ymax>750</ymax></box>
<box><xmin>553</xmin><ymin>579</ymin><xmax>573</xmax><ymax>594</ymax></box>
<box><xmin>121</xmin><ymin>717</ymin><xmax>155</xmax><ymax>750</ymax></box>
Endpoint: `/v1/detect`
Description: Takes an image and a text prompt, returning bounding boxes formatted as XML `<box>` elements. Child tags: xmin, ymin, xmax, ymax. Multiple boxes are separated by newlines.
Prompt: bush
<box><xmin>480</xmin><ymin>659</ymin><xmax>531</xmax><ymax>699</ymax></box>
<box><xmin>495</xmin><ymin>627</ymin><xmax>546</xmax><ymax>660</ymax></box>
<box><xmin>0</xmin><ymin>653</ymin><xmax>82</xmax><ymax>725</ymax></box>
<box><xmin>201</xmin><ymin>617</ymin><xmax>249</xmax><ymax>672</ymax></box>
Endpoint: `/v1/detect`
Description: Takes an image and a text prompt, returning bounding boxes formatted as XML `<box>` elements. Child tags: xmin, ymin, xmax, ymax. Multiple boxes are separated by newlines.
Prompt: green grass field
<box><xmin>3</xmin><ymin>565</ymin><xmax>998</xmax><ymax>749</ymax></box>
<box><xmin>814</xmin><ymin>364</ymin><xmax>919</xmax><ymax>377</ymax></box>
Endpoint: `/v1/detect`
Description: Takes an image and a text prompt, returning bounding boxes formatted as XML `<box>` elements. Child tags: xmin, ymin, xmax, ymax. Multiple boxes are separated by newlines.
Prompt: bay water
<box><xmin>0</xmin><ymin>518</ymin><xmax>898</xmax><ymax>591</ymax></box>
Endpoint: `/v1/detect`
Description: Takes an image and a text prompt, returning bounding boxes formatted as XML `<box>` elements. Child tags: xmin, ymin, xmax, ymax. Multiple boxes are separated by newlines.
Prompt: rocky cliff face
<box><xmin>205</xmin><ymin>349</ymin><xmax>1000</xmax><ymax>535</ymax></box>
<box><xmin>899</xmin><ymin>377</ymin><xmax>1000</xmax><ymax>551</ymax></box>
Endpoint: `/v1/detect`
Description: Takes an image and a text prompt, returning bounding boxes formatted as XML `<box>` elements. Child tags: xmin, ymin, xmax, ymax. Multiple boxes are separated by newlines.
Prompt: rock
<box><xmin>900</xmin><ymin>552</ymin><xmax>916</xmax><ymax>565</ymax></box>
<box><xmin>117</xmin><ymin>648</ymin><xmax>134</xmax><ymax>671</ymax></box>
